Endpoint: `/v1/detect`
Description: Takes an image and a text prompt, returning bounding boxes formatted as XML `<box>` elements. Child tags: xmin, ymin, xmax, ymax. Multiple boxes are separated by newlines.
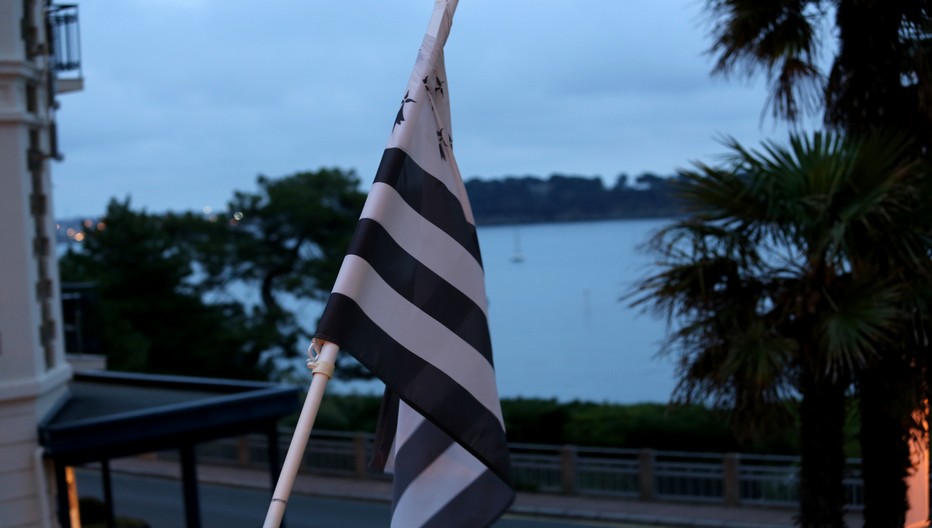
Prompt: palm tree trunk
<box><xmin>859</xmin><ymin>353</ymin><xmax>913</xmax><ymax>527</ymax></box>
<box><xmin>798</xmin><ymin>369</ymin><xmax>848</xmax><ymax>528</ymax></box>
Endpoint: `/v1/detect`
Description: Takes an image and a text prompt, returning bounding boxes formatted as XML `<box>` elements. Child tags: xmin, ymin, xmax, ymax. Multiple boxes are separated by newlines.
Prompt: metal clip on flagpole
<box><xmin>263</xmin><ymin>339</ymin><xmax>339</xmax><ymax>528</ymax></box>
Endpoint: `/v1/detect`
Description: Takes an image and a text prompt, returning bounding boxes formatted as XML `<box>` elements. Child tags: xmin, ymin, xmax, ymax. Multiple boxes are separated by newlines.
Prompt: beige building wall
<box><xmin>0</xmin><ymin>0</ymin><xmax>78</xmax><ymax>525</ymax></box>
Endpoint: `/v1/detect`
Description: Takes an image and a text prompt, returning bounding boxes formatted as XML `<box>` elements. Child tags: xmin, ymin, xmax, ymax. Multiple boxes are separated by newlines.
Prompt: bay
<box><xmin>329</xmin><ymin>218</ymin><xmax>679</xmax><ymax>404</ymax></box>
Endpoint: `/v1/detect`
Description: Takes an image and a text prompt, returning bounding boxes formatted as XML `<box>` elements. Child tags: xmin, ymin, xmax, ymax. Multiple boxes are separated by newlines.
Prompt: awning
<box><xmin>38</xmin><ymin>370</ymin><xmax>301</xmax><ymax>528</ymax></box>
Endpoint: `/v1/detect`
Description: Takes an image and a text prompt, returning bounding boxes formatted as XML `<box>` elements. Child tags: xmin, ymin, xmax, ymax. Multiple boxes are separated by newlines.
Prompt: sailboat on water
<box><xmin>510</xmin><ymin>229</ymin><xmax>525</xmax><ymax>263</ymax></box>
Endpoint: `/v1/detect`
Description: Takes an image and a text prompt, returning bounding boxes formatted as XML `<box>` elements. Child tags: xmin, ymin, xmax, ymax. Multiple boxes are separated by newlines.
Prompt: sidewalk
<box><xmin>104</xmin><ymin>457</ymin><xmax>863</xmax><ymax>528</ymax></box>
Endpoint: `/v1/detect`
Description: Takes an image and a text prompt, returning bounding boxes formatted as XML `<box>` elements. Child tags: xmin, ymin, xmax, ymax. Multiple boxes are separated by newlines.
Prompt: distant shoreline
<box><xmin>55</xmin><ymin>173</ymin><xmax>684</xmax><ymax>242</ymax></box>
<box><xmin>465</xmin><ymin>173</ymin><xmax>682</xmax><ymax>226</ymax></box>
<box><xmin>474</xmin><ymin>211</ymin><xmax>678</xmax><ymax>227</ymax></box>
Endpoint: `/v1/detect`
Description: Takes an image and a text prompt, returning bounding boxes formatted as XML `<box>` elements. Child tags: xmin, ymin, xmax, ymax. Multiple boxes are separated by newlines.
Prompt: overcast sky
<box><xmin>52</xmin><ymin>0</ymin><xmax>824</xmax><ymax>218</ymax></box>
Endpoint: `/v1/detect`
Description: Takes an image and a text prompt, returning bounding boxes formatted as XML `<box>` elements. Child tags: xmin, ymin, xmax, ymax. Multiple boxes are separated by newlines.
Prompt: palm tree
<box><xmin>706</xmin><ymin>0</ymin><xmax>932</xmax><ymax>142</ymax></box>
<box><xmin>632</xmin><ymin>131</ymin><xmax>928</xmax><ymax>526</ymax></box>
<box><xmin>703</xmin><ymin>1</ymin><xmax>932</xmax><ymax>522</ymax></box>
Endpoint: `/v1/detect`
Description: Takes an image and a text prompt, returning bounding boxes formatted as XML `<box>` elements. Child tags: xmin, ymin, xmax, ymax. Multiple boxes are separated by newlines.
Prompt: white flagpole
<box><xmin>262</xmin><ymin>340</ymin><xmax>339</xmax><ymax>528</ymax></box>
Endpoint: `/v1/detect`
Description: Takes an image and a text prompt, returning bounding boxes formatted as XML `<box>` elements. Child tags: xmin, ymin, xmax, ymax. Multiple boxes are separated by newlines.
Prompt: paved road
<box><xmin>76</xmin><ymin>471</ymin><xmax>651</xmax><ymax>528</ymax></box>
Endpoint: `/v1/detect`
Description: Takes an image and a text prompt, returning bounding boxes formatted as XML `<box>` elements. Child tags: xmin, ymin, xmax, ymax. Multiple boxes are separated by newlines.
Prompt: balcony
<box><xmin>48</xmin><ymin>3</ymin><xmax>83</xmax><ymax>93</ymax></box>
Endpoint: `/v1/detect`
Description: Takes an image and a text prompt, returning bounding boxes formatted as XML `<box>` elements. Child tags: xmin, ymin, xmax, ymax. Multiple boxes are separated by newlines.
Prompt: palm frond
<box><xmin>817</xmin><ymin>278</ymin><xmax>906</xmax><ymax>375</ymax></box>
<box><xmin>706</xmin><ymin>0</ymin><xmax>827</xmax><ymax>120</ymax></box>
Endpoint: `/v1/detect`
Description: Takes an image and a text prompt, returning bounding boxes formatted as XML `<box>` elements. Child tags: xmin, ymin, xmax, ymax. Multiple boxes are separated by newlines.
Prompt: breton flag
<box><xmin>312</xmin><ymin>0</ymin><xmax>515</xmax><ymax>526</ymax></box>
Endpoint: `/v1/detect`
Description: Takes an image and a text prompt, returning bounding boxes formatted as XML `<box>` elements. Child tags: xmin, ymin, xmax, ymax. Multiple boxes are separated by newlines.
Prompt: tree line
<box><xmin>464</xmin><ymin>172</ymin><xmax>682</xmax><ymax>225</ymax></box>
<box><xmin>315</xmin><ymin>393</ymin><xmax>825</xmax><ymax>456</ymax></box>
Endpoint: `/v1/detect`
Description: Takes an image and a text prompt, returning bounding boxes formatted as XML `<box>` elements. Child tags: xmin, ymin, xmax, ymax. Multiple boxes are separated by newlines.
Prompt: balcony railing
<box><xmin>148</xmin><ymin>429</ymin><xmax>870</xmax><ymax>510</ymax></box>
<box><xmin>47</xmin><ymin>3</ymin><xmax>82</xmax><ymax>86</ymax></box>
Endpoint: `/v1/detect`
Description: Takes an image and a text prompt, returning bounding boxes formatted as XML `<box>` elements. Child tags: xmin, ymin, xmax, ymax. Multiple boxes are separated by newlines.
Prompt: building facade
<box><xmin>0</xmin><ymin>1</ymin><xmax>81</xmax><ymax>526</ymax></box>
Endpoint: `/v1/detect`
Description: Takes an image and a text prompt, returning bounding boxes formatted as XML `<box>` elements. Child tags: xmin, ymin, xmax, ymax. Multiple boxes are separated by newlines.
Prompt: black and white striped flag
<box><xmin>313</xmin><ymin>1</ymin><xmax>514</xmax><ymax>526</ymax></box>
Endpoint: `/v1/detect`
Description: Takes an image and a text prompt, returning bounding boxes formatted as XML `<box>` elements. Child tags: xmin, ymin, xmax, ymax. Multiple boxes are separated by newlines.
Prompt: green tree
<box><xmin>632</xmin><ymin>132</ymin><xmax>929</xmax><ymax>526</ymax></box>
<box><xmin>59</xmin><ymin>199</ymin><xmax>264</xmax><ymax>379</ymax></box>
<box><xmin>705</xmin><ymin>2</ymin><xmax>932</xmax><ymax>522</ymax></box>
<box><xmin>194</xmin><ymin>168</ymin><xmax>367</xmax><ymax>378</ymax></box>
<box><xmin>60</xmin><ymin>168</ymin><xmax>367</xmax><ymax>381</ymax></box>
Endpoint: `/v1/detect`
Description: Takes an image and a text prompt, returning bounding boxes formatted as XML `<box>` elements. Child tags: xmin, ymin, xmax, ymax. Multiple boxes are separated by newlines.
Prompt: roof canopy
<box><xmin>39</xmin><ymin>370</ymin><xmax>300</xmax><ymax>465</ymax></box>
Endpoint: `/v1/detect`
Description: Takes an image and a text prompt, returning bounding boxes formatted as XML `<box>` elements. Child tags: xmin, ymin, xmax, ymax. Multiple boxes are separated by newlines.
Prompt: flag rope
<box><xmin>306</xmin><ymin>340</ymin><xmax>336</xmax><ymax>379</ymax></box>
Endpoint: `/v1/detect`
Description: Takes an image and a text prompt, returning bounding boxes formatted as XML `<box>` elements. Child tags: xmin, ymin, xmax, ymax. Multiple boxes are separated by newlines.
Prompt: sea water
<box><xmin>330</xmin><ymin>218</ymin><xmax>678</xmax><ymax>404</ymax></box>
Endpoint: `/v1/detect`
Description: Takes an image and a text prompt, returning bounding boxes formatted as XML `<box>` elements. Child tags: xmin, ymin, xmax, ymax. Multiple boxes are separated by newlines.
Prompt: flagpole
<box><xmin>262</xmin><ymin>340</ymin><xmax>339</xmax><ymax>528</ymax></box>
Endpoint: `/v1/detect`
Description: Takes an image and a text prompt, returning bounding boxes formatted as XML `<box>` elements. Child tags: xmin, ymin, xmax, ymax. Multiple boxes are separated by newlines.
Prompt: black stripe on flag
<box><xmin>420</xmin><ymin>470</ymin><xmax>514</xmax><ymax>528</ymax></box>
<box><xmin>315</xmin><ymin>293</ymin><xmax>513</xmax><ymax>484</ymax></box>
<box><xmin>369</xmin><ymin>389</ymin><xmax>400</xmax><ymax>472</ymax></box>
<box><xmin>391</xmin><ymin>418</ymin><xmax>454</xmax><ymax>510</ymax></box>
<box><xmin>392</xmin><ymin>415</ymin><xmax>513</xmax><ymax>528</ymax></box>
<box><xmin>345</xmin><ymin>218</ymin><xmax>493</xmax><ymax>363</ymax></box>
<box><xmin>374</xmin><ymin>147</ymin><xmax>483</xmax><ymax>267</ymax></box>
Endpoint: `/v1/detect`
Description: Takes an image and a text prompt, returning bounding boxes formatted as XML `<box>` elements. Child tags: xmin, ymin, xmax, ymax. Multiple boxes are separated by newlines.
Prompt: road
<box><xmin>75</xmin><ymin>471</ymin><xmax>649</xmax><ymax>528</ymax></box>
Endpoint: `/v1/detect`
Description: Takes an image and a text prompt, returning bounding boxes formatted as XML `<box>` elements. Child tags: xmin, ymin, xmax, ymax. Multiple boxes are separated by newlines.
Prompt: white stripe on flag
<box><xmin>332</xmin><ymin>254</ymin><xmax>504</xmax><ymax>426</ymax></box>
<box><xmin>386</xmin><ymin>42</ymin><xmax>475</xmax><ymax>226</ymax></box>
<box><xmin>384</xmin><ymin>399</ymin><xmax>426</xmax><ymax>472</ymax></box>
<box><xmin>391</xmin><ymin>404</ymin><xmax>486</xmax><ymax>528</ymax></box>
<box><xmin>393</xmin><ymin>399</ymin><xmax>425</xmax><ymax>450</ymax></box>
<box><xmin>361</xmin><ymin>182</ymin><xmax>488</xmax><ymax>314</ymax></box>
